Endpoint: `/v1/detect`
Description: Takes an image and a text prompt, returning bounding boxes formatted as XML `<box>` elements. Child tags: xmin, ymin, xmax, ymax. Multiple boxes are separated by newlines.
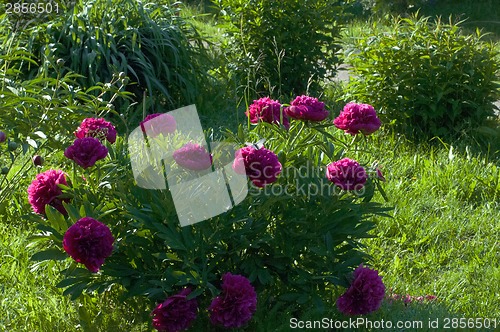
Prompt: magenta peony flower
<box><xmin>27</xmin><ymin>169</ymin><xmax>70</xmax><ymax>215</ymax></box>
<box><xmin>64</xmin><ymin>137</ymin><xmax>108</xmax><ymax>169</ymax></box>
<box><xmin>326</xmin><ymin>158</ymin><xmax>367</xmax><ymax>191</ymax></box>
<box><xmin>173</xmin><ymin>142</ymin><xmax>212</xmax><ymax>171</ymax></box>
<box><xmin>140</xmin><ymin>113</ymin><xmax>177</xmax><ymax>137</ymax></box>
<box><xmin>337</xmin><ymin>264</ymin><xmax>385</xmax><ymax>315</ymax></box>
<box><xmin>246</xmin><ymin>97</ymin><xmax>289</xmax><ymax>128</ymax></box>
<box><xmin>63</xmin><ymin>217</ymin><xmax>114</xmax><ymax>273</ymax></box>
<box><xmin>208</xmin><ymin>273</ymin><xmax>257</xmax><ymax>328</ymax></box>
<box><xmin>75</xmin><ymin>118</ymin><xmax>117</xmax><ymax>143</ymax></box>
<box><xmin>285</xmin><ymin>95</ymin><xmax>329</xmax><ymax>121</ymax></box>
<box><xmin>233</xmin><ymin>145</ymin><xmax>282</xmax><ymax>188</ymax></box>
<box><xmin>333</xmin><ymin>102</ymin><xmax>381</xmax><ymax>135</ymax></box>
<box><xmin>151</xmin><ymin>288</ymin><xmax>198</xmax><ymax>332</ymax></box>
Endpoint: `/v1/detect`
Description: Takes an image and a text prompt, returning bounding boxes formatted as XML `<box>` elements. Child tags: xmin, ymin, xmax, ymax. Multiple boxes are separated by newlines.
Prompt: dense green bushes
<box><xmin>344</xmin><ymin>14</ymin><xmax>499</xmax><ymax>138</ymax></box>
<box><xmin>357</xmin><ymin>0</ymin><xmax>431</xmax><ymax>15</ymax></box>
<box><xmin>21</xmin><ymin>0</ymin><xmax>207</xmax><ymax>122</ymax></box>
<box><xmin>213</xmin><ymin>0</ymin><xmax>346</xmax><ymax>97</ymax></box>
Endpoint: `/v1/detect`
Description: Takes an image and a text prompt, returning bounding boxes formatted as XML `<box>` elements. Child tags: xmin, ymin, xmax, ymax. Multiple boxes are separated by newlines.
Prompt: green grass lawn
<box><xmin>366</xmin><ymin>132</ymin><xmax>500</xmax><ymax>319</ymax></box>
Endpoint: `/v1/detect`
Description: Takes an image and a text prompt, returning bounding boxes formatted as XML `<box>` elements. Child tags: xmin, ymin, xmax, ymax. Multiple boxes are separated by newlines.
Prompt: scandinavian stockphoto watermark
<box><xmin>246</xmin><ymin>163</ymin><xmax>368</xmax><ymax>198</ymax></box>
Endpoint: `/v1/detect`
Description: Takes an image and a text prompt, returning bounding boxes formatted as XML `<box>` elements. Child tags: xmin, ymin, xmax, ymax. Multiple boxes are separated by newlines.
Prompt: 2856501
<box><xmin>5</xmin><ymin>2</ymin><xmax>59</xmax><ymax>14</ymax></box>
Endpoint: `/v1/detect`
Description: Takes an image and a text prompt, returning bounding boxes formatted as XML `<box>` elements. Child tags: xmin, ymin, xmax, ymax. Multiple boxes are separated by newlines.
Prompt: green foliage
<box><xmin>28</xmin><ymin>99</ymin><xmax>389</xmax><ymax>328</ymax></box>
<box><xmin>358</xmin><ymin>0</ymin><xmax>431</xmax><ymax>15</ymax></box>
<box><xmin>0</xmin><ymin>44</ymin><xmax>132</xmax><ymax>223</ymax></box>
<box><xmin>22</xmin><ymin>0</ymin><xmax>207</xmax><ymax>118</ymax></box>
<box><xmin>344</xmin><ymin>14</ymin><xmax>500</xmax><ymax>139</ymax></box>
<box><xmin>213</xmin><ymin>0</ymin><xmax>346</xmax><ymax>97</ymax></box>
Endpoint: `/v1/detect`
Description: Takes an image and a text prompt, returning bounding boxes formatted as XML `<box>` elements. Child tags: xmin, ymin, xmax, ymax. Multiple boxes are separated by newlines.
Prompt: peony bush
<box><xmin>29</xmin><ymin>96</ymin><xmax>390</xmax><ymax>329</ymax></box>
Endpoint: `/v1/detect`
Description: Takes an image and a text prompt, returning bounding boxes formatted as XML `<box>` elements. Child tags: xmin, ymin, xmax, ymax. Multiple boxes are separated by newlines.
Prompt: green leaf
<box><xmin>63</xmin><ymin>282</ymin><xmax>87</xmax><ymax>300</ymax></box>
<box><xmin>63</xmin><ymin>202</ymin><xmax>82</xmax><ymax>223</ymax></box>
<box><xmin>45</xmin><ymin>205</ymin><xmax>68</xmax><ymax>233</ymax></box>
<box><xmin>187</xmin><ymin>287</ymin><xmax>205</xmax><ymax>300</ymax></box>
<box><xmin>31</xmin><ymin>248</ymin><xmax>68</xmax><ymax>262</ymax></box>
<box><xmin>36</xmin><ymin>223</ymin><xmax>63</xmax><ymax>239</ymax></box>
<box><xmin>376</xmin><ymin>181</ymin><xmax>390</xmax><ymax>203</ymax></box>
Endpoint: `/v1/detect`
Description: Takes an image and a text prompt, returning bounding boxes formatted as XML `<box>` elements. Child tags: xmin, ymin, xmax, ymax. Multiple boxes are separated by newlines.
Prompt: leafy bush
<box><xmin>213</xmin><ymin>0</ymin><xmax>346</xmax><ymax>97</ymax></box>
<box><xmin>29</xmin><ymin>99</ymin><xmax>390</xmax><ymax>329</ymax></box>
<box><xmin>358</xmin><ymin>0</ymin><xmax>431</xmax><ymax>15</ymax></box>
<box><xmin>344</xmin><ymin>14</ymin><xmax>500</xmax><ymax>138</ymax></box>
<box><xmin>23</xmin><ymin>0</ymin><xmax>207</xmax><ymax>118</ymax></box>
<box><xmin>0</xmin><ymin>42</ymin><xmax>131</xmax><ymax>226</ymax></box>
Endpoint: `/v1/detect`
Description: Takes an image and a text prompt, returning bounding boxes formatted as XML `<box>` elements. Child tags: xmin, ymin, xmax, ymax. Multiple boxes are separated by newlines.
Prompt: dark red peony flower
<box><xmin>173</xmin><ymin>142</ymin><xmax>212</xmax><ymax>171</ymax></box>
<box><xmin>0</xmin><ymin>131</ymin><xmax>6</xmax><ymax>143</ymax></box>
<box><xmin>75</xmin><ymin>118</ymin><xmax>117</xmax><ymax>143</ymax></box>
<box><xmin>333</xmin><ymin>102</ymin><xmax>381</xmax><ymax>135</ymax></box>
<box><xmin>140</xmin><ymin>113</ymin><xmax>177</xmax><ymax>137</ymax></box>
<box><xmin>64</xmin><ymin>137</ymin><xmax>108</xmax><ymax>169</ymax></box>
<box><xmin>208</xmin><ymin>273</ymin><xmax>257</xmax><ymax>328</ymax></box>
<box><xmin>63</xmin><ymin>217</ymin><xmax>114</xmax><ymax>273</ymax></box>
<box><xmin>285</xmin><ymin>95</ymin><xmax>329</xmax><ymax>121</ymax></box>
<box><xmin>337</xmin><ymin>264</ymin><xmax>385</xmax><ymax>315</ymax></box>
<box><xmin>151</xmin><ymin>288</ymin><xmax>198</xmax><ymax>332</ymax></box>
<box><xmin>326</xmin><ymin>158</ymin><xmax>367</xmax><ymax>191</ymax></box>
<box><xmin>27</xmin><ymin>169</ymin><xmax>70</xmax><ymax>215</ymax></box>
<box><xmin>376</xmin><ymin>167</ymin><xmax>386</xmax><ymax>182</ymax></box>
<box><xmin>245</xmin><ymin>97</ymin><xmax>289</xmax><ymax>128</ymax></box>
<box><xmin>233</xmin><ymin>145</ymin><xmax>282</xmax><ymax>188</ymax></box>
<box><xmin>32</xmin><ymin>155</ymin><xmax>44</xmax><ymax>167</ymax></box>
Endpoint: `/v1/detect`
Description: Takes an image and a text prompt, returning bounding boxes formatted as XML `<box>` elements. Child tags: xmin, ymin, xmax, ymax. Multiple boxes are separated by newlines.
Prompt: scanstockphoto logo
<box><xmin>128</xmin><ymin>105</ymin><xmax>248</xmax><ymax>227</ymax></box>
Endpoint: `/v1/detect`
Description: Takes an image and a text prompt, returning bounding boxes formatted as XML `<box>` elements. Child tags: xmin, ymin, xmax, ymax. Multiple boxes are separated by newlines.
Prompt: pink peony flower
<box><xmin>233</xmin><ymin>145</ymin><xmax>282</xmax><ymax>188</ymax></box>
<box><xmin>140</xmin><ymin>113</ymin><xmax>177</xmax><ymax>137</ymax></box>
<box><xmin>285</xmin><ymin>95</ymin><xmax>329</xmax><ymax>121</ymax></box>
<box><xmin>337</xmin><ymin>264</ymin><xmax>385</xmax><ymax>315</ymax></box>
<box><xmin>151</xmin><ymin>288</ymin><xmax>198</xmax><ymax>332</ymax></box>
<box><xmin>326</xmin><ymin>158</ymin><xmax>367</xmax><ymax>191</ymax></box>
<box><xmin>425</xmin><ymin>295</ymin><xmax>437</xmax><ymax>301</ymax></box>
<box><xmin>246</xmin><ymin>97</ymin><xmax>289</xmax><ymax>128</ymax></box>
<box><xmin>64</xmin><ymin>137</ymin><xmax>108</xmax><ymax>169</ymax></box>
<box><xmin>75</xmin><ymin>118</ymin><xmax>117</xmax><ymax>143</ymax></box>
<box><xmin>208</xmin><ymin>273</ymin><xmax>257</xmax><ymax>328</ymax></box>
<box><xmin>63</xmin><ymin>217</ymin><xmax>114</xmax><ymax>272</ymax></box>
<box><xmin>333</xmin><ymin>102</ymin><xmax>381</xmax><ymax>135</ymax></box>
<box><xmin>173</xmin><ymin>142</ymin><xmax>212</xmax><ymax>171</ymax></box>
<box><xmin>27</xmin><ymin>169</ymin><xmax>70</xmax><ymax>215</ymax></box>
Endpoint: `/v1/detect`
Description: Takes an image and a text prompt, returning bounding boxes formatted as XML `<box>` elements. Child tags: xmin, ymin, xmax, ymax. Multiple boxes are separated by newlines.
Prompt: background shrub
<box><xmin>344</xmin><ymin>14</ymin><xmax>500</xmax><ymax>139</ymax></box>
<box><xmin>24</xmin><ymin>0</ymin><xmax>208</xmax><ymax>123</ymax></box>
<box><xmin>358</xmin><ymin>0</ymin><xmax>431</xmax><ymax>15</ymax></box>
<box><xmin>213</xmin><ymin>0</ymin><xmax>346</xmax><ymax>98</ymax></box>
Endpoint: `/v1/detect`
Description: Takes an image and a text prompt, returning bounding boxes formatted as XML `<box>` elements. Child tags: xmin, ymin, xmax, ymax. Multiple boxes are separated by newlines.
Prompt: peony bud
<box><xmin>7</xmin><ymin>141</ymin><xmax>18</xmax><ymax>151</ymax></box>
<box><xmin>33</xmin><ymin>155</ymin><xmax>44</xmax><ymax>167</ymax></box>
